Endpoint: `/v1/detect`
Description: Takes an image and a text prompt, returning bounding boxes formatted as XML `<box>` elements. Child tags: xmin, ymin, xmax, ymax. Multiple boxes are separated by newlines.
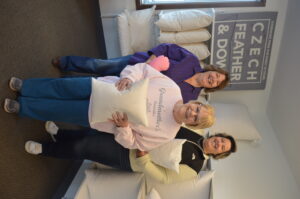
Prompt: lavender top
<box><xmin>129</xmin><ymin>43</ymin><xmax>205</xmax><ymax>103</ymax></box>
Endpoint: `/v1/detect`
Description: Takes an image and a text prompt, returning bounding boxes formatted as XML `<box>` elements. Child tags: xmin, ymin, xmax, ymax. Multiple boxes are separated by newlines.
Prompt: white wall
<box><xmin>266</xmin><ymin>0</ymin><xmax>300</xmax><ymax>190</ymax></box>
<box><xmin>211</xmin><ymin>113</ymin><xmax>299</xmax><ymax>199</ymax></box>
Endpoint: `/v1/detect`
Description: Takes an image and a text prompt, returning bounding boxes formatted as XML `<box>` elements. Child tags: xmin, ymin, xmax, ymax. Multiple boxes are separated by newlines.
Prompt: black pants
<box><xmin>41</xmin><ymin>128</ymin><xmax>132</xmax><ymax>171</ymax></box>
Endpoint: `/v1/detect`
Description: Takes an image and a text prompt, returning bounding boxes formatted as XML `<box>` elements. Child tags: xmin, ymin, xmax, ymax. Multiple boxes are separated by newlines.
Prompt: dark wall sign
<box><xmin>211</xmin><ymin>12</ymin><xmax>277</xmax><ymax>90</ymax></box>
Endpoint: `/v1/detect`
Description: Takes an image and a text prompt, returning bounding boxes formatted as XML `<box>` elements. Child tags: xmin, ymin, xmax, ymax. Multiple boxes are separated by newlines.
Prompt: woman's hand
<box><xmin>115</xmin><ymin>78</ymin><xmax>133</xmax><ymax>91</ymax></box>
<box><xmin>110</xmin><ymin>112</ymin><xmax>129</xmax><ymax>128</ymax></box>
<box><xmin>136</xmin><ymin>149</ymin><xmax>148</xmax><ymax>158</ymax></box>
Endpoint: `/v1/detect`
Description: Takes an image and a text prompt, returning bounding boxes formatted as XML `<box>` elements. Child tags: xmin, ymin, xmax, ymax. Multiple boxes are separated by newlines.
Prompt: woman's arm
<box><xmin>135</xmin><ymin>153</ymin><xmax>197</xmax><ymax>184</ymax></box>
<box><xmin>119</xmin><ymin>63</ymin><xmax>149</xmax><ymax>82</ymax></box>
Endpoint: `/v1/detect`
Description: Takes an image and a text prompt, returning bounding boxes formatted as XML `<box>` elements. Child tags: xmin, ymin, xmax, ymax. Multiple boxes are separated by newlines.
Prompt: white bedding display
<box><xmin>75</xmin><ymin>169</ymin><xmax>145</xmax><ymax>199</ymax></box>
<box><xmin>74</xmin><ymin>168</ymin><xmax>214</xmax><ymax>199</ymax></box>
<box><xmin>179</xmin><ymin>43</ymin><xmax>211</xmax><ymax>61</ymax></box>
<box><xmin>155</xmin><ymin>10</ymin><xmax>213</xmax><ymax>31</ymax></box>
<box><xmin>158</xmin><ymin>29</ymin><xmax>211</xmax><ymax>44</ymax></box>
<box><xmin>117</xmin><ymin>6</ymin><xmax>157</xmax><ymax>56</ymax></box>
<box><xmin>117</xmin><ymin>8</ymin><xmax>214</xmax><ymax>61</ymax></box>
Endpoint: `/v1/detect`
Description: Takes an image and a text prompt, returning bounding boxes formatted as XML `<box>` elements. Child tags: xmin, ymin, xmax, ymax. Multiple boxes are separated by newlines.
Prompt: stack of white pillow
<box><xmin>156</xmin><ymin>10</ymin><xmax>213</xmax><ymax>61</ymax></box>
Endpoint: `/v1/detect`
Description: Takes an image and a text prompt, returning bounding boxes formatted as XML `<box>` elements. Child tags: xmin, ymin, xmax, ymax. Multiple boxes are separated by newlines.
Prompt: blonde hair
<box><xmin>185</xmin><ymin>101</ymin><xmax>215</xmax><ymax>129</ymax></box>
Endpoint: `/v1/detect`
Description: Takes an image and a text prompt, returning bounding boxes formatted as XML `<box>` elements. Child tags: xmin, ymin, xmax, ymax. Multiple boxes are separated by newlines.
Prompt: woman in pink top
<box><xmin>4</xmin><ymin>57</ymin><xmax>215</xmax><ymax>151</ymax></box>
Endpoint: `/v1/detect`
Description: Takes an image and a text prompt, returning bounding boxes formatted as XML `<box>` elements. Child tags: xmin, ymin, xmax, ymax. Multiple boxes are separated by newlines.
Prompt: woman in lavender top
<box><xmin>52</xmin><ymin>43</ymin><xmax>229</xmax><ymax>103</ymax></box>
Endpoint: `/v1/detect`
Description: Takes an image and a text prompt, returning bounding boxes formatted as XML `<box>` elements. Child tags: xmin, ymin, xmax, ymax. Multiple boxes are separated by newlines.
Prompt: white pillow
<box><xmin>83</xmin><ymin>169</ymin><xmax>144</xmax><ymax>199</ymax></box>
<box><xmin>148</xmin><ymin>170</ymin><xmax>215</xmax><ymax>199</ymax></box>
<box><xmin>156</xmin><ymin>10</ymin><xmax>213</xmax><ymax>32</ymax></box>
<box><xmin>117</xmin><ymin>12</ymin><xmax>134</xmax><ymax>56</ymax></box>
<box><xmin>158</xmin><ymin>29</ymin><xmax>211</xmax><ymax>44</ymax></box>
<box><xmin>146</xmin><ymin>188</ymin><xmax>161</xmax><ymax>199</ymax></box>
<box><xmin>89</xmin><ymin>78</ymin><xmax>149</xmax><ymax>126</ymax></box>
<box><xmin>211</xmin><ymin>103</ymin><xmax>262</xmax><ymax>141</ymax></box>
<box><xmin>179</xmin><ymin>43</ymin><xmax>210</xmax><ymax>60</ymax></box>
<box><xmin>149</xmin><ymin>139</ymin><xmax>186</xmax><ymax>173</ymax></box>
<box><xmin>125</xmin><ymin>6</ymin><xmax>156</xmax><ymax>52</ymax></box>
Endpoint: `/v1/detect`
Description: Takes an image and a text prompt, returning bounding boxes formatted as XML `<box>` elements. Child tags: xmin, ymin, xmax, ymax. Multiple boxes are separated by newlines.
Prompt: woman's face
<box><xmin>203</xmin><ymin>136</ymin><xmax>231</xmax><ymax>155</ymax></box>
<box><xmin>175</xmin><ymin>102</ymin><xmax>208</xmax><ymax>125</ymax></box>
<box><xmin>198</xmin><ymin>71</ymin><xmax>225</xmax><ymax>88</ymax></box>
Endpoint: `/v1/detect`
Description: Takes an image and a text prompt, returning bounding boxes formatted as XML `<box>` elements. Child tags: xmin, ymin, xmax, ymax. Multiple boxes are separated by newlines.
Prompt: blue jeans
<box><xmin>42</xmin><ymin>128</ymin><xmax>132</xmax><ymax>171</ymax></box>
<box><xmin>18</xmin><ymin>77</ymin><xmax>91</xmax><ymax>127</ymax></box>
<box><xmin>60</xmin><ymin>55</ymin><xmax>132</xmax><ymax>76</ymax></box>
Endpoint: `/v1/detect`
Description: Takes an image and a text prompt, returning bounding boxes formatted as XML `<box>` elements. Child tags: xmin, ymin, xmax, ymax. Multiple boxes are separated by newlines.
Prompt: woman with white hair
<box><xmin>4</xmin><ymin>58</ymin><xmax>215</xmax><ymax>151</ymax></box>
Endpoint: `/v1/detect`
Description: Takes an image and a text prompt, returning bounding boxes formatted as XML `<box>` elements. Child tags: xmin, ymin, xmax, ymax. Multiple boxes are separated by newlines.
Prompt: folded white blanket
<box><xmin>179</xmin><ymin>43</ymin><xmax>210</xmax><ymax>60</ymax></box>
<box><xmin>158</xmin><ymin>29</ymin><xmax>211</xmax><ymax>44</ymax></box>
<box><xmin>156</xmin><ymin>10</ymin><xmax>213</xmax><ymax>31</ymax></box>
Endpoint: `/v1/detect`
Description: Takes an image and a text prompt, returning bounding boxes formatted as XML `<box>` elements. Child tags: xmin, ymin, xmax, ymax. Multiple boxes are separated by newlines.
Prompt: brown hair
<box><xmin>207</xmin><ymin>133</ymin><xmax>237</xmax><ymax>160</ymax></box>
<box><xmin>203</xmin><ymin>65</ymin><xmax>230</xmax><ymax>93</ymax></box>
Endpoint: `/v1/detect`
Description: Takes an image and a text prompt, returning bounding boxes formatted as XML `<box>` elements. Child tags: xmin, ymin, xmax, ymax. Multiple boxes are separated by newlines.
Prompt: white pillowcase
<box><xmin>156</xmin><ymin>10</ymin><xmax>213</xmax><ymax>31</ymax></box>
<box><xmin>146</xmin><ymin>188</ymin><xmax>161</xmax><ymax>199</ymax></box>
<box><xmin>158</xmin><ymin>29</ymin><xmax>211</xmax><ymax>44</ymax></box>
<box><xmin>82</xmin><ymin>169</ymin><xmax>144</xmax><ymax>199</ymax></box>
<box><xmin>210</xmin><ymin>103</ymin><xmax>262</xmax><ymax>141</ymax></box>
<box><xmin>179</xmin><ymin>43</ymin><xmax>210</xmax><ymax>60</ymax></box>
<box><xmin>89</xmin><ymin>78</ymin><xmax>149</xmax><ymax>126</ymax></box>
<box><xmin>125</xmin><ymin>6</ymin><xmax>156</xmax><ymax>52</ymax></box>
<box><xmin>117</xmin><ymin>12</ymin><xmax>134</xmax><ymax>56</ymax></box>
<box><xmin>149</xmin><ymin>139</ymin><xmax>186</xmax><ymax>173</ymax></box>
<box><xmin>148</xmin><ymin>170</ymin><xmax>215</xmax><ymax>199</ymax></box>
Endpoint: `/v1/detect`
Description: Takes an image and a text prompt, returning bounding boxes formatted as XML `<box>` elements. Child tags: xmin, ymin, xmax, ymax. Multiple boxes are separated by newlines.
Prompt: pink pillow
<box><xmin>148</xmin><ymin>55</ymin><xmax>170</xmax><ymax>71</ymax></box>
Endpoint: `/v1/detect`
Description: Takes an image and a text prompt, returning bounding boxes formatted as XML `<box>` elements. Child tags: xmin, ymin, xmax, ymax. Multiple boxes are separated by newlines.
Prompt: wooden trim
<box><xmin>136</xmin><ymin>0</ymin><xmax>266</xmax><ymax>10</ymax></box>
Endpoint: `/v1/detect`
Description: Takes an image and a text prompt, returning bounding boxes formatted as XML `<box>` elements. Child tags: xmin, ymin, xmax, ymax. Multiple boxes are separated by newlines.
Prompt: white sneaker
<box><xmin>4</xmin><ymin>98</ymin><xmax>20</xmax><ymax>113</ymax></box>
<box><xmin>45</xmin><ymin>121</ymin><xmax>58</xmax><ymax>142</ymax></box>
<box><xmin>25</xmin><ymin>141</ymin><xmax>42</xmax><ymax>155</ymax></box>
<box><xmin>9</xmin><ymin>77</ymin><xmax>23</xmax><ymax>92</ymax></box>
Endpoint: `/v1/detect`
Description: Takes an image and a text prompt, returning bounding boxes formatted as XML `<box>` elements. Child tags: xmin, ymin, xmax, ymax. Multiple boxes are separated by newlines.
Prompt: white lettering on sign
<box><xmin>249</xmin><ymin>48</ymin><xmax>261</xmax><ymax>56</ymax></box>
<box><xmin>253</xmin><ymin>22</ymin><xmax>264</xmax><ymax>32</ymax></box>
<box><xmin>230</xmin><ymin>23</ymin><xmax>247</xmax><ymax>81</ymax></box>
<box><xmin>216</xmin><ymin>39</ymin><xmax>228</xmax><ymax>68</ymax></box>
<box><xmin>247</xmin><ymin>71</ymin><xmax>258</xmax><ymax>80</ymax></box>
